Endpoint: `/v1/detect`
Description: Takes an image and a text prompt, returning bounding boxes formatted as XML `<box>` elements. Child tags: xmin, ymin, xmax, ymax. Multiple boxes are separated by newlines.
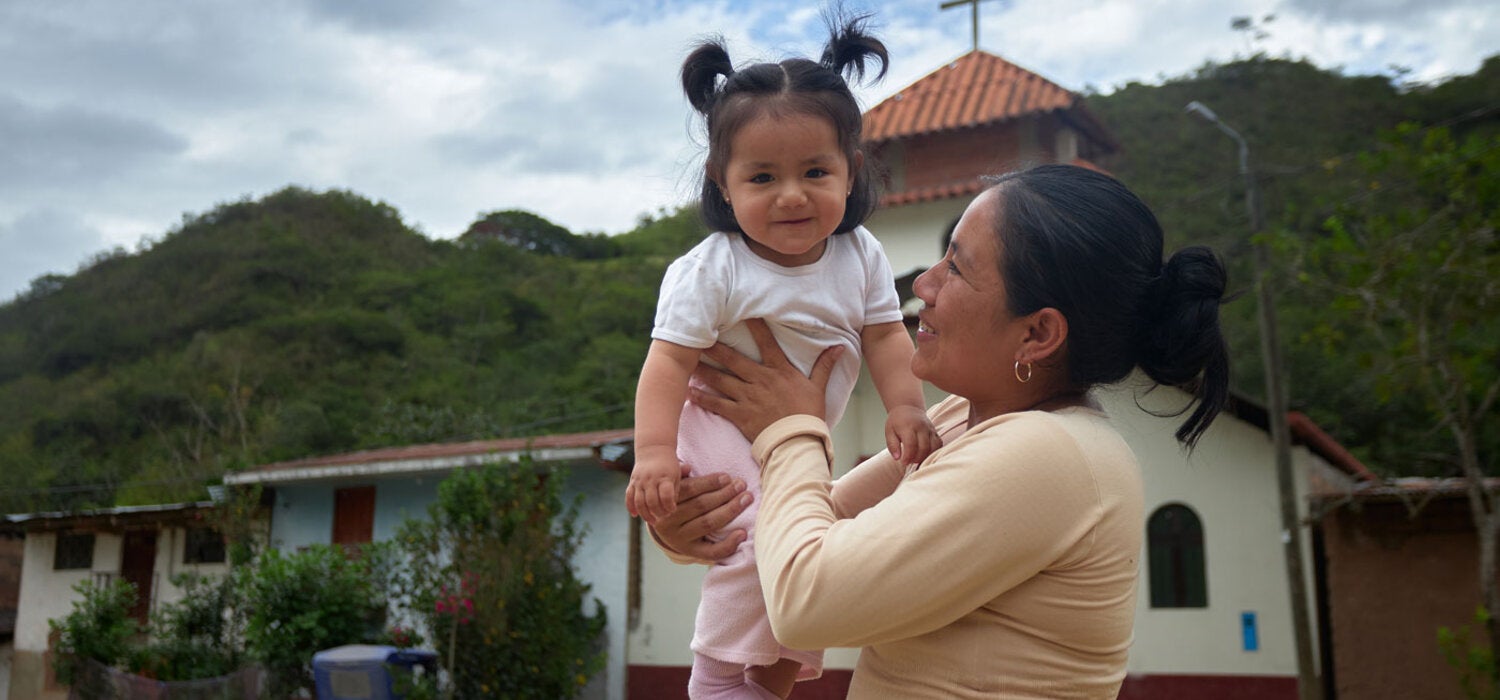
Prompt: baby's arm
<box><xmin>627</xmin><ymin>339</ymin><xmax>702</xmax><ymax>524</ymax></box>
<box><xmin>861</xmin><ymin>321</ymin><xmax>940</xmax><ymax>465</ymax></box>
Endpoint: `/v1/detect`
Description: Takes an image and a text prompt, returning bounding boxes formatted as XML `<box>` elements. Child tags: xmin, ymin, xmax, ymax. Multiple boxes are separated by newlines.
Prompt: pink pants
<box><xmin>678</xmin><ymin>395</ymin><xmax>823</xmax><ymax>689</ymax></box>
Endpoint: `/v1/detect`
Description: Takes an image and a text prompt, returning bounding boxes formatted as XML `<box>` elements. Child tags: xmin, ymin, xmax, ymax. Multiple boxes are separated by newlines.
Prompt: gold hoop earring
<box><xmin>1014</xmin><ymin>360</ymin><xmax>1033</xmax><ymax>383</ymax></box>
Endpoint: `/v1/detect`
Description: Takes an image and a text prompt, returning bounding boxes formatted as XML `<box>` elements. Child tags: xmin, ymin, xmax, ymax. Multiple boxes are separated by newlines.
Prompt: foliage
<box><xmin>133</xmin><ymin>572</ymin><xmax>243</xmax><ymax>681</ymax></box>
<box><xmin>48</xmin><ymin>579</ymin><xmax>140</xmax><ymax>686</ymax></box>
<box><xmin>393</xmin><ymin>458</ymin><xmax>607</xmax><ymax>699</ymax></box>
<box><xmin>1440</xmin><ymin>607</ymin><xmax>1499</xmax><ymax>700</ymax></box>
<box><xmin>1281</xmin><ymin>121</ymin><xmax>1500</xmax><ymax>671</ymax></box>
<box><xmin>207</xmin><ymin>483</ymin><xmax>267</xmax><ymax>566</ymax></box>
<box><xmin>1089</xmin><ymin>54</ymin><xmax>1500</xmax><ymax>476</ymax></box>
<box><xmin>237</xmin><ymin>543</ymin><xmax>392</xmax><ymax>697</ymax></box>
<box><xmin>0</xmin><ymin>189</ymin><xmax>664</xmax><ymax>513</ymax></box>
<box><xmin>1287</xmin><ymin>124</ymin><xmax>1500</xmax><ymax>476</ymax></box>
<box><xmin>389</xmin><ymin>661</ymin><xmax>442</xmax><ymax>700</ymax></box>
<box><xmin>460</xmin><ymin>209</ymin><xmax>621</xmax><ymax>259</ymax></box>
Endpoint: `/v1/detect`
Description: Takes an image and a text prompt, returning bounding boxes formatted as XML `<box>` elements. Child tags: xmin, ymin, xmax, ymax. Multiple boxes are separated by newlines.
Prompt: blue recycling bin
<box><xmin>312</xmin><ymin>644</ymin><xmax>439</xmax><ymax>700</ymax></box>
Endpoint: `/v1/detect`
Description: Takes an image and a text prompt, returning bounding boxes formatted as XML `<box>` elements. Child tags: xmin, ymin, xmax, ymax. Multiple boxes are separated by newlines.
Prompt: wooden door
<box><xmin>332</xmin><ymin>485</ymin><xmax>376</xmax><ymax>546</ymax></box>
<box><xmin>120</xmin><ymin>530</ymin><xmax>156</xmax><ymax>623</ymax></box>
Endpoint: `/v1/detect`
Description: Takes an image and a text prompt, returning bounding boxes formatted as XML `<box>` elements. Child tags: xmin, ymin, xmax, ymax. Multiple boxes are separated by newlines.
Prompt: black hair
<box><xmin>681</xmin><ymin>13</ymin><xmax>887</xmax><ymax>236</ymax></box>
<box><xmin>987</xmin><ymin>164</ymin><xmax>1231</xmax><ymax>449</ymax></box>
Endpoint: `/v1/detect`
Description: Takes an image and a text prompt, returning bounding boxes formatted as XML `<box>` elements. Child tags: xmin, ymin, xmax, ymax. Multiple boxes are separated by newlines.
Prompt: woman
<box><xmin>653</xmin><ymin>164</ymin><xmax>1231</xmax><ymax>698</ymax></box>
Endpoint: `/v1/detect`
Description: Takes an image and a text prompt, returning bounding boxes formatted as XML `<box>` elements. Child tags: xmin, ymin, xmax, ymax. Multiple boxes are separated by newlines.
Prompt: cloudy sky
<box><xmin>3</xmin><ymin>0</ymin><xmax>1496</xmax><ymax>302</ymax></box>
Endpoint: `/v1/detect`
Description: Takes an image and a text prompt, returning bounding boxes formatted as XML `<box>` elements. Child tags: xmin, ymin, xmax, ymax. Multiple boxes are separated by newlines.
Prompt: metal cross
<box><xmin>940</xmin><ymin>0</ymin><xmax>996</xmax><ymax>52</ymax></box>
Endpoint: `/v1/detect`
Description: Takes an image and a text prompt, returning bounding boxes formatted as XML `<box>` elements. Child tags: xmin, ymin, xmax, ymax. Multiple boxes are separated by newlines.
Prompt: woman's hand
<box><xmin>651</xmin><ymin>467</ymin><xmax>754</xmax><ymax>561</ymax></box>
<box><xmin>690</xmin><ymin>318</ymin><xmax>843</xmax><ymax>442</ymax></box>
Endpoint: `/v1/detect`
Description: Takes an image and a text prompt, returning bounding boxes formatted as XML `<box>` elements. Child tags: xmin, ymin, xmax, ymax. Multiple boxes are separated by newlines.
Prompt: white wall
<box><xmin>864</xmin><ymin>198</ymin><xmax>969</xmax><ymax>276</ymax></box>
<box><xmin>1098</xmin><ymin>380</ymin><xmax>1319</xmax><ymax>676</ymax></box>
<box><xmin>562</xmin><ymin>466</ymin><xmax>632</xmax><ymax>700</ymax></box>
<box><xmin>15</xmin><ymin>533</ymin><xmax>105</xmax><ymax>653</ymax></box>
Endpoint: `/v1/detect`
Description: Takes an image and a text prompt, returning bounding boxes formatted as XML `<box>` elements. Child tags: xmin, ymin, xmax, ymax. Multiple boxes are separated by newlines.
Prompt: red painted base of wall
<box><xmin>629</xmin><ymin>666</ymin><xmax>1296</xmax><ymax>700</ymax></box>
<box><xmin>1118</xmin><ymin>674</ymin><xmax>1297</xmax><ymax>699</ymax></box>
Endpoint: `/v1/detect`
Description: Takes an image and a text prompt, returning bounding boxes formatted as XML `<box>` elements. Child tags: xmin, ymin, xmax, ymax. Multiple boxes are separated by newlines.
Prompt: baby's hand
<box><xmin>885</xmin><ymin>405</ymin><xmax>941</xmax><ymax>467</ymax></box>
<box><xmin>626</xmin><ymin>456</ymin><xmax>681</xmax><ymax>524</ymax></box>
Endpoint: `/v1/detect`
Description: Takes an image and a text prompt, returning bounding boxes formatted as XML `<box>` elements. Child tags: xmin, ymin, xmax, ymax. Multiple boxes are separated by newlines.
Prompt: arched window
<box><xmin>1147</xmin><ymin>503</ymin><xmax>1207</xmax><ymax>608</ymax></box>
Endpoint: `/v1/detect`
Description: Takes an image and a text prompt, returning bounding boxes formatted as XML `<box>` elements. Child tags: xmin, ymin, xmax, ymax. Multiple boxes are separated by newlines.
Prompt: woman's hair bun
<box><xmin>1138</xmin><ymin>245</ymin><xmax>1230</xmax><ymax>446</ymax></box>
<box><xmin>681</xmin><ymin>38</ymin><xmax>735</xmax><ymax>115</ymax></box>
<box><xmin>819</xmin><ymin>13</ymin><xmax>888</xmax><ymax>85</ymax></box>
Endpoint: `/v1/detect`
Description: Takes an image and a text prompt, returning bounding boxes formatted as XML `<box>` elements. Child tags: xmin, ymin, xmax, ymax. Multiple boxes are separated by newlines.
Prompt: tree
<box><xmin>394</xmin><ymin>458</ymin><xmax>607</xmax><ymax>699</ymax></box>
<box><xmin>460</xmin><ymin>209</ymin><xmax>620</xmax><ymax>259</ymax></box>
<box><xmin>1286</xmin><ymin>124</ymin><xmax>1500</xmax><ymax>670</ymax></box>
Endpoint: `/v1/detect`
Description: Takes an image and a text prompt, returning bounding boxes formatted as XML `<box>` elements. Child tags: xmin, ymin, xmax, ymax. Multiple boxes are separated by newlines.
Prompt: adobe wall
<box><xmin>1320</xmin><ymin>495</ymin><xmax>1477</xmax><ymax>699</ymax></box>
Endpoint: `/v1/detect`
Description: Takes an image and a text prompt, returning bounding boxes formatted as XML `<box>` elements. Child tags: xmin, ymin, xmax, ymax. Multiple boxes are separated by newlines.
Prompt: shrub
<box><xmin>238</xmin><ymin>543</ymin><xmax>390</xmax><ymax>697</ymax></box>
<box><xmin>48</xmin><ymin>578</ymin><xmax>140</xmax><ymax>687</ymax></box>
<box><xmin>133</xmin><ymin>571</ymin><xmax>243</xmax><ymax>681</ymax></box>
<box><xmin>394</xmin><ymin>458</ymin><xmax>607</xmax><ymax>698</ymax></box>
<box><xmin>1440</xmin><ymin>606</ymin><xmax>1498</xmax><ymax>699</ymax></box>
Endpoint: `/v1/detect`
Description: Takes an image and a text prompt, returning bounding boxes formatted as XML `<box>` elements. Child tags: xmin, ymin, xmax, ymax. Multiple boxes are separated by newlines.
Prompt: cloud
<box><xmin>0</xmin><ymin>95</ymin><xmax>188</xmax><ymax>189</ymax></box>
<box><xmin>0</xmin><ymin>0</ymin><xmax>1495</xmax><ymax>300</ymax></box>
<box><xmin>1283</xmin><ymin>0</ymin><xmax>1491</xmax><ymax>23</ymax></box>
<box><xmin>0</xmin><ymin>209</ymin><xmax>109</xmax><ymax>303</ymax></box>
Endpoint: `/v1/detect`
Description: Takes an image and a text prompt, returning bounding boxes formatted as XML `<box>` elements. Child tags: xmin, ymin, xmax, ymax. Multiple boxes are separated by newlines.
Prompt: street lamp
<box><xmin>1185</xmin><ymin>100</ymin><xmax>1322</xmax><ymax>700</ymax></box>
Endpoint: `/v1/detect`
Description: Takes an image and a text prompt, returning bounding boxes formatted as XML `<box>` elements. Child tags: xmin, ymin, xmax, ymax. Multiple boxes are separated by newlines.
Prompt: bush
<box><xmin>133</xmin><ymin>572</ymin><xmax>243</xmax><ymax>681</ymax></box>
<box><xmin>394</xmin><ymin>458</ymin><xmax>607</xmax><ymax>698</ymax></box>
<box><xmin>238</xmin><ymin>543</ymin><xmax>391</xmax><ymax>697</ymax></box>
<box><xmin>48</xmin><ymin>579</ymin><xmax>140</xmax><ymax>687</ymax></box>
<box><xmin>1440</xmin><ymin>606</ymin><xmax>1498</xmax><ymax>699</ymax></box>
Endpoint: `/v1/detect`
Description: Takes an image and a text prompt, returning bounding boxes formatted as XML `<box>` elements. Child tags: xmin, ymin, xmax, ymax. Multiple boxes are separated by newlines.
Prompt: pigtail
<box><xmin>681</xmin><ymin>38</ymin><xmax>735</xmax><ymax>115</ymax></box>
<box><xmin>820</xmin><ymin>12</ymin><xmax>888</xmax><ymax>85</ymax></box>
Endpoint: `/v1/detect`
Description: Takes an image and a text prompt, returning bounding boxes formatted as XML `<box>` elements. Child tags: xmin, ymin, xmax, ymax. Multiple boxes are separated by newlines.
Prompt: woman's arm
<box><xmin>627</xmin><ymin>340</ymin><xmax>701</xmax><ymax>523</ymax></box>
<box><xmin>752</xmin><ymin>414</ymin><xmax>1102</xmax><ymax>650</ymax></box>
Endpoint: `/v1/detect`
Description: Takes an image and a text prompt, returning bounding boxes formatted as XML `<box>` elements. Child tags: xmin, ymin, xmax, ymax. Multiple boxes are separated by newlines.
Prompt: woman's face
<box><xmin>911</xmin><ymin>188</ymin><xmax>1021</xmax><ymax>400</ymax></box>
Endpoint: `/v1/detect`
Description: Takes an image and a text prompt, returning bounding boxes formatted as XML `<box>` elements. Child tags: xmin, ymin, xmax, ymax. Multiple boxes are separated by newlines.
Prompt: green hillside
<box><xmin>1</xmin><ymin>54</ymin><xmax>1496</xmax><ymax>512</ymax></box>
<box><xmin>0</xmin><ymin>190</ymin><xmax>706</xmax><ymax>511</ymax></box>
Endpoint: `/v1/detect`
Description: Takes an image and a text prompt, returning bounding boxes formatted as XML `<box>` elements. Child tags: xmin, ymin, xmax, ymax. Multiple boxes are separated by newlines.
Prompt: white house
<box><xmin>221</xmin><ymin>428</ymin><xmax>635</xmax><ymax>700</ymax></box>
<box><xmin>2</xmin><ymin>502</ymin><xmax>230</xmax><ymax>700</ymax></box>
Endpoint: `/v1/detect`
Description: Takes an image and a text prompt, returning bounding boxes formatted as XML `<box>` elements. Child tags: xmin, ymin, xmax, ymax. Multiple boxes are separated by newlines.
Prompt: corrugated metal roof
<box><xmin>225</xmin><ymin>427</ymin><xmax>635</xmax><ymax>485</ymax></box>
<box><xmin>864</xmin><ymin>51</ymin><xmax>1080</xmax><ymax>143</ymax></box>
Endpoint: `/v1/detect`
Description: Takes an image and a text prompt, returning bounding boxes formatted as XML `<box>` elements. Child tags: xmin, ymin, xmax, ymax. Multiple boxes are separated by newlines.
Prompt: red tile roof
<box><xmin>881</xmin><ymin>180</ymin><xmax>989</xmax><ymax>207</ymax></box>
<box><xmin>1288</xmin><ymin>412</ymin><xmax>1379</xmax><ymax>483</ymax></box>
<box><xmin>864</xmin><ymin>51</ymin><xmax>1105</xmax><ymax>144</ymax></box>
<box><xmin>879</xmin><ymin>158</ymin><xmax>1117</xmax><ymax>207</ymax></box>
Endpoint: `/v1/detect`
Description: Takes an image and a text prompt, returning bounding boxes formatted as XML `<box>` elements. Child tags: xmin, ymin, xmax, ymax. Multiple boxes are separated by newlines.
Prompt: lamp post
<box><xmin>1185</xmin><ymin>101</ymin><xmax>1321</xmax><ymax>700</ymax></box>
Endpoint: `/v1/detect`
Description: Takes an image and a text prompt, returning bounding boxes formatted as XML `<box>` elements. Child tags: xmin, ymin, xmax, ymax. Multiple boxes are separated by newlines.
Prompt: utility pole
<box><xmin>939</xmin><ymin>0</ymin><xmax>994</xmax><ymax>52</ymax></box>
<box><xmin>1185</xmin><ymin>101</ymin><xmax>1322</xmax><ymax>700</ymax></box>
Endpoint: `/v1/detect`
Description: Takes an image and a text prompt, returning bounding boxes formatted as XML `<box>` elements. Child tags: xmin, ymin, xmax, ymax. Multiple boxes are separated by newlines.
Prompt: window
<box><xmin>1147</xmin><ymin>504</ymin><xmax>1207</xmax><ymax>608</ymax></box>
<box><xmin>54</xmin><ymin>533</ymin><xmax>94</xmax><ymax>570</ymax></box>
<box><xmin>184</xmin><ymin>527</ymin><xmax>226</xmax><ymax>564</ymax></box>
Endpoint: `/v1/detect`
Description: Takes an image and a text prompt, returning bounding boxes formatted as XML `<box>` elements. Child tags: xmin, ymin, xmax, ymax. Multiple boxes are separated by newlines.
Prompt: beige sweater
<box><xmin>749</xmin><ymin>395</ymin><xmax>1144</xmax><ymax>698</ymax></box>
